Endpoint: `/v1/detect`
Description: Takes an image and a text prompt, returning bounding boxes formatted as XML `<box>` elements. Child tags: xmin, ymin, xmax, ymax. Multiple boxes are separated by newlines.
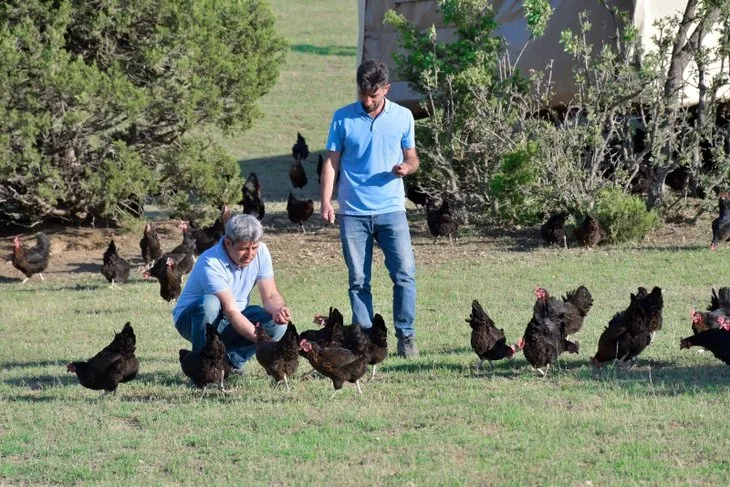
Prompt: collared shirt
<box><xmin>325</xmin><ymin>98</ymin><xmax>416</xmax><ymax>215</ymax></box>
<box><xmin>172</xmin><ymin>239</ymin><xmax>274</xmax><ymax>323</ymax></box>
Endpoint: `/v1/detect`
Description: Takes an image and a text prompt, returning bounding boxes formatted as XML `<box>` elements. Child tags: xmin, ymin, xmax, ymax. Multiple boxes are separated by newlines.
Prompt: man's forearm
<box><xmin>402</xmin><ymin>156</ymin><xmax>420</xmax><ymax>175</ymax></box>
<box><xmin>224</xmin><ymin>307</ymin><xmax>256</xmax><ymax>342</ymax></box>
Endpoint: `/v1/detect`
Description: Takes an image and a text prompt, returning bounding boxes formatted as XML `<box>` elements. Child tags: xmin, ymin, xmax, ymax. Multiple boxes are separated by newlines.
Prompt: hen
<box><xmin>100</xmin><ymin>239</ymin><xmax>131</xmax><ymax>288</ymax></box>
<box><xmin>179</xmin><ymin>323</ymin><xmax>231</xmax><ymax>395</ymax></box>
<box><xmin>426</xmin><ymin>198</ymin><xmax>458</xmax><ymax>244</ymax></box>
<box><xmin>292</xmin><ymin>131</ymin><xmax>309</xmax><ymax>162</ymax></box>
<box><xmin>405</xmin><ymin>179</ymin><xmax>428</xmax><ymax>207</ymax></box>
<box><xmin>549</xmin><ymin>285</ymin><xmax>593</xmax><ymax>336</ymax></box>
<box><xmin>289</xmin><ymin>159</ymin><xmax>308</xmax><ymax>189</ymax></box>
<box><xmin>298</xmin><ymin>327</ymin><xmax>370</xmax><ymax>397</ymax></box>
<box><xmin>573</xmin><ymin>215</ymin><xmax>607</xmax><ymax>248</ymax></box>
<box><xmin>240</xmin><ymin>172</ymin><xmax>265</xmax><ymax>220</ymax></box>
<box><xmin>11</xmin><ymin>232</ymin><xmax>51</xmax><ymax>284</ymax></box>
<box><xmin>466</xmin><ymin>300</ymin><xmax>517</xmax><ymax>370</ymax></box>
<box><xmin>680</xmin><ymin>317</ymin><xmax>730</xmax><ymax>365</ymax></box>
<box><xmin>591</xmin><ymin>286</ymin><xmax>663</xmax><ymax>366</ymax></box>
<box><xmin>520</xmin><ymin>293</ymin><xmax>579</xmax><ymax>377</ymax></box>
<box><xmin>690</xmin><ymin>287</ymin><xmax>730</xmax><ymax>334</ymax></box>
<box><xmin>710</xmin><ymin>196</ymin><xmax>730</xmax><ymax>250</ymax></box>
<box><xmin>188</xmin><ymin>205</ymin><xmax>230</xmax><ymax>255</ymax></box>
<box><xmin>145</xmin><ymin>256</ymin><xmax>186</xmax><ymax>302</ymax></box>
<box><xmin>287</xmin><ymin>192</ymin><xmax>314</xmax><ymax>233</ymax></box>
<box><xmin>365</xmin><ymin>314</ymin><xmax>389</xmax><ymax>381</ymax></box>
<box><xmin>66</xmin><ymin>322</ymin><xmax>139</xmax><ymax>395</ymax></box>
<box><xmin>139</xmin><ymin>222</ymin><xmax>162</xmax><ymax>265</ymax></box>
<box><xmin>255</xmin><ymin>322</ymin><xmax>300</xmax><ymax>391</ymax></box>
<box><xmin>540</xmin><ymin>212</ymin><xmax>568</xmax><ymax>248</ymax></box>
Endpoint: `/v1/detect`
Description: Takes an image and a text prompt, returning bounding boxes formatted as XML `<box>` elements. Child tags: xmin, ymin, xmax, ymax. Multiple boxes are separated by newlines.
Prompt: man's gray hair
<box><xmin>225</xmin><ymin>214</ymin><xmax>263</xmax><ymax>243</ymax></box>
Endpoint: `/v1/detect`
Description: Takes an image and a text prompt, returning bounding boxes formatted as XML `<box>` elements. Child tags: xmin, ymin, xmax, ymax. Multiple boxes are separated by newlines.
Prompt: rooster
<box><xmin>573</xmin><ymin>215</ymin><xmax>607</xmax><ymax>248</ymax></box>
<box><xmin>66</xmin><ymin>322</ymin><xmax>139</xmax><ymax>395</ymax></box>
<box><xmin>255</xmin><ymin>322</ymin><xmax>300</xmax><ymax>391</ymax></box>
<box><xmin>680</xmin><ymin>317</ymin><xmax>730</xmax><ymax>365</ymax></box>
<box><xmin>287</xmin><ymin>192</ymin><xmax>314</xmax><ymax>233</ymax></box>
<box><xmin>426</xmin><ymin>198</ymin><xmax>458</xmax><ymax>244</ymax></box>
<box><xmin>11</xmin><ymin>233</ymin><xmax>51</xmax><ymax>284</ymax></box>
<box><xmin>711</xmin><ymin>196</ymin><xmax>730</xmax><ymax>250</ymax></box>
<box><xmin>179</xmin><ymin>323</ymin><xmax>230</xmax><ymax>396</ymax></box>
<box><xmin>139</xmin><ymin>222</ymin><xmax>162</xmax><ymax>265</ymax></box>
<box><xmin>466</xmin><ymin>300</ymin><xmax>517</xmax><ymax>370</ymax></box>
<box><xmin>591</xmin><ymin>286</ymin><xmax>663</xmax><ymax>366</ymax></box>
<box><xmin>240</xmin><ymin>172</ymin><xmax>265</xmax><ymax>221</ymax></box>
<box><xmin>540</xmin><ymin>212</ymin><xmax>568</xmax><ymax>248</ymax></box>
<box><xmin>100</xmin><ymin>239</ymin><xmax>131</xmax><ymax>288</ymax></box>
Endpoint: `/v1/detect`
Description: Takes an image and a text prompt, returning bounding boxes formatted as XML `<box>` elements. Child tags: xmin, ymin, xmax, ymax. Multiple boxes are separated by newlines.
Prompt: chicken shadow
<box><xmin>381</xmin><ymin>360</ymin><xmax>470</xmax><ymax>375</ymax></box>
<box><xmin>66</xmin><ymin>262</ymin><xmax>102</xmax><ymax>274</ymax></box>
<box><xmin>2</xmin><ymin>359</ymin><xmax>69</xmax><ymax>369</ymax></box>
<box><xmin>3</xmin><ymin>373</ymin><xmax>79</xmax><ymax>389</ymax></box>
<box><xmin>0</xmin><ymin>275</ymin><xmax>22</xmax><ymax>283</ymax></box>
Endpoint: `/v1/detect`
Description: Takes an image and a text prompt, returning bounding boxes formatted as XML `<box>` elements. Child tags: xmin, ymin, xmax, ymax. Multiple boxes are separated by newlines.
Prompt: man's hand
<box><xmin>273</xmin><ymin>306</ymin><xmax>292</xmax><ymax>324</ymax></box>
<box><xmin>392</xmin><ymin>162</ymin><xmax>410</xmax><ymax>178</ymax></box>
<box><xmin>321</xmin><ymin>201</ymin><xmax>336</xmax><ymax>224</ymax></box>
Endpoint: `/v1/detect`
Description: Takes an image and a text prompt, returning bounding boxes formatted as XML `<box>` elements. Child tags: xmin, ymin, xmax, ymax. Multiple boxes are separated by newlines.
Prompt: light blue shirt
<box><xmin>326</xmin><ymin>99</ymin><xmax>415</xmax><ymax>215</ymax></box>
<box><xmin>172</xmin><ymin>240</ymin><xmax>274</xmax><ymax>323</ymax></box>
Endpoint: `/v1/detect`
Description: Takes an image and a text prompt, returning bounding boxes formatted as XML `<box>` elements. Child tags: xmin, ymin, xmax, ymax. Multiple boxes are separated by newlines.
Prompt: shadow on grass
<box><xmin>66</xmin><ymin>262</ymin><xmax>102</xmax><ymax>274</ymax></box>
<box><xmin>290</xmin><ymin>44</ymin><xmax>356</xmax><ymax>57</ymax></box>
<box><xmin>0</xmin><ymin>275</ymin><xmax>22</xmax><ymax>283</ymax></box>
<box><xmin>2</xmin><ymin>359</ymin><xmax>69</xmax><ymax>369</ymax></box>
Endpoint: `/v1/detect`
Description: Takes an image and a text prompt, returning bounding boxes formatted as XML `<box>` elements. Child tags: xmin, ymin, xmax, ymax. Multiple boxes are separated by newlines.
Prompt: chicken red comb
<box><xmin>719</xmin><ymin>316</ymin><xmax>729</xmax><ymax>331</ymax></box>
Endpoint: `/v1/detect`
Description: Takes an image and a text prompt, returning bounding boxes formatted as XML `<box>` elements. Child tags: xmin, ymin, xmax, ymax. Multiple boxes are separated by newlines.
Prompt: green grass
<box><xmin>3</xmin><ymin>0</ymin><xmax>730</xmax><ymax>485</ymax></box>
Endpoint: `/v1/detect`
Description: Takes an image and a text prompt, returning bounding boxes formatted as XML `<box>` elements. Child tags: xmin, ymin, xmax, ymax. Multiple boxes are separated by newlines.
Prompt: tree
<box><xmin>0</xmin><ymin>0</ymin><xmax>286</xmax><ymax>226</ymax></box>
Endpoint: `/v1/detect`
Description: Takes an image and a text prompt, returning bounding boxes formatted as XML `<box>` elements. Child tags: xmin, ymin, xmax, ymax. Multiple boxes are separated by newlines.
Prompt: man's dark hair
<box><xmin>357</xmin><ymin>59</ymin><xmax>389</xmax><ymax>94</ymax></box>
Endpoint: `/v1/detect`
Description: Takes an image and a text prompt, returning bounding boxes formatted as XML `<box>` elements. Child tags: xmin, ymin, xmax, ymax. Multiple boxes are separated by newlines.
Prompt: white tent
<box><xmin>358</xmin><ymin>0</ymin><xmax>728</xmax><ymax>115</ymax></box>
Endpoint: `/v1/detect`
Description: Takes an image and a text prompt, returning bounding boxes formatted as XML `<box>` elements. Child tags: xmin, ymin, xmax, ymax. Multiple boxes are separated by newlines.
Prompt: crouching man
<box><xmin>172</xmin><ymin>213</ymin><xmax>292</xmax><ymax>373</ymax></box>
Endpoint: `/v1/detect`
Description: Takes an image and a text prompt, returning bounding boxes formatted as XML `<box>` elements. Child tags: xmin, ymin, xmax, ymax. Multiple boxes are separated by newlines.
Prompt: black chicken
<box><xmin>573</xmin><ymin>215</ymin><xmax>607</xmax><ymax>248</ymax></box>
<box><xmin>520</xmin><ymin>295</ymin><xmax>579</xmax><ymax>377</ymax></box>
<box><xmin>711</xmin><ymin>196</ymin><xmax>730</xmax><ymax>250</ymax></box>
<box><xmin>591</xmin><ymin>286</ymin><xmax>664</xmax><ymax>366</ymax></box>
<box><xmin>144</xmin><ymin>256</ymin><xmax>187</xmax><ymax>302</ymax></box>
<box><xmin>100</xmin><ymin>239</ymin><xmax>131</xmax><ymax>288</ymax></box>
<box><xmin>467</xmin><ymin>300</ymin><xmax>517</xmax><ymax>370</ymax></box>
<box><xmin>540</xmin><ymin>212</ymin><xmax>568</xmax><ymax>248</ymax></box>
<box><xmin>365</xmin><ymin>314</ymin><xmax>389</xmax><ymax>381</ymax></box>
<box><xmin>690</xmin><ymin>287</ymin><xmax>730</xmax><ymax>334</ymax></box>
<box><xmin>11</xmin><ymin>233</ymin><xmax>51</xmax><ymax>284</ymax></box>
<box><xmin>179</xmin><ymin>323</ymin><xmax>231</xmax><ymax>395</ymax></box>
<box><xmin>426</xmin><ymin>198</ymin><xmax>458</xmax><ymax>244</ymax></box>
<box><xmin>66</xmin><ymin>322</ymin><xmax>139</xmax><ymax>395</ymax></box>
<box><xmin>680</xmin><ymin>317</ymin><xmax>730</xmax><ymax>365</ymax></box>
<box><xmin>240</xmin><ymin>172</ymin><xmax>265</xmax><ymax>220</ymax></box>
<box><xmin>405</xmin><ymin>179</ymin><xmax>428</xmax><ymax>207</ymax></box>
<box><xmin>292</xmin><ymin>132</ymin><xmax>309</xmax><ymax>161</ymax></box>
<box><xmin>287</xmin><ymin>192</ymin><xmax>314</xmax><ymax>233</ymax></box>
<box><xmin>289</xmin><ymin>159</ymin><xmax>307</xmax><ymax>189</ymax></box>
<box><xmin>139</xmin><ymin>222</ymin><xmax>162</xmax><ymax>265</ymax></box>
<box><xmin>255</xmin><ymin>322</ymin><xmax>300</xmax><ymax>391</ymax></box>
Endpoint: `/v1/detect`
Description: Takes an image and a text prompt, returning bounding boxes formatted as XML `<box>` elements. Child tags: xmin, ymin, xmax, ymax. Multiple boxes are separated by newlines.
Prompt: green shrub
<box><xmin>489</xmin><ymin>143</ymin><xmax>542</xmax><ymax>225</ymax></box>
<box><xmin>594</xmin><ymin>188</ymin><xmax>660</xmax><ymax>243</ymax></box>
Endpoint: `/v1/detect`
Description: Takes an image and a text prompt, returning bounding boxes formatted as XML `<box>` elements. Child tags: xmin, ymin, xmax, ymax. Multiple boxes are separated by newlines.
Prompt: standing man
<box><xmin>320</xmin><ymin>58</ymin><xmax>420</xmax><ymax>358</ymax></box>
<box><xmin>173</xmin><ymin>213</ymin><xmax>292</xmax><ymax>372</ymax></box>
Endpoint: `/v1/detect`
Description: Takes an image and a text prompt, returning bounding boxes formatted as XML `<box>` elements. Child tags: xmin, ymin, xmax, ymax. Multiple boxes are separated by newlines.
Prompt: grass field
<box><xmin>2</xmin><ymin>0</ymin><xmax>730</xmax><ymax>485</ymax></box>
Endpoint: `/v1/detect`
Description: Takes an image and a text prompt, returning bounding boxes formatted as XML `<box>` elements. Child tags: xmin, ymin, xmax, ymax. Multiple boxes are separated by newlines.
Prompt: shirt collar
<box><xmin>355</xmin><ymin>98</ymin><xmax>391</xmax><ymax>116</ymax></box>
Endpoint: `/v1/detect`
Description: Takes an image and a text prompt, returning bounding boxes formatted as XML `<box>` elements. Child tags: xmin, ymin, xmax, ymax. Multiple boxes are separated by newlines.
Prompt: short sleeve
<box><xmin>401</xmin><ymin>110</ymin><xmax>415</xmax><ymax>149</ymax></box>
<box><xmin>325</xmin><ymin>112</ymin><xmax>343</xmax><ymax>152</ymax></box>
<box><xmin>256</xmin><ymin>243</ymin><xmax>274</xmax><ymax>281</ymax></box>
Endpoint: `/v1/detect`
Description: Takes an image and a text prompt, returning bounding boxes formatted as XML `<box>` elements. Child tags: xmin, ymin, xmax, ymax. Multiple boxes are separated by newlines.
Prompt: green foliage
<box><xmin>489</xmin><ymin>143</ymin><xmax>541</xmax><ymax>224</ymax></box>
<box><xmin>0</xmin><ymin>0</ymin><xmax>286</xmax><ymax>225</ymax></box>
<box><xmin>594</xmin><ymin>188</ymin><xmax>660</xmax><ymax>243</ymax></box>
<box><xmin>523</xmin><ymin>0</ymin><xmax>553</xmax><ymax>38</ymax></box>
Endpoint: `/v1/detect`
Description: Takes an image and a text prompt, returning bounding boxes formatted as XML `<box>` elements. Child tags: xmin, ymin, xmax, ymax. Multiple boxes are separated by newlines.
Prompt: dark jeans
<box><xmin>174</xmin><ymin>295</ymin><xmax>286</xmax><ymax>369</ymax></box>
<box><xmin>339</xmin><ymin>211</ymin><xmax>417</xmax><ymax>338</ymax></box>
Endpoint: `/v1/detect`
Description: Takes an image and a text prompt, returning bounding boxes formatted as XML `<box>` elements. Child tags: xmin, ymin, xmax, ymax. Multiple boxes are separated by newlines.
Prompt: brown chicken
<box><xmin>287</xmin><ymin>192</ymin><xmax>314</xmax><ymax>232</ymax></box>
<box><xmin>144</xmin><ymin>256</ymin><xmax>188</xmax><ymax>302</ymax></box>
<box><xmin>520</xmin><ymin>293</ymin><xmax>579</xmax><ymax>377</ymax></box>
<box><xmin>540</xmin><ymin>212</ymin><xmax>568</xmax><ymax>248</ymax></box>
<box><xmin>591</xmin><ymin>286</ymin><xmax>663</xmax><ymax>366</ymax></box>
<box><xmin>426</xmin><ymin>199</ymin><xmax>458</xmax><ymax>244</ymax></box>
<box><xmin>11</xmin><ymin>232</ymin><xmax>51</xmax><ymax>283</ymax></box>
<box><xmin>467</xmin><ymin>300</ymin><xmax>517</xmax><ymax>370</ymax></box>
<box><xmin>139</xmin><ymin>222</ymin><xmax>162</xmax><ymax>265</ymax></box>
<box><xmin>573</xmin><ymin>215</ymin><xmax>607</xmax><ymax>248</ymax></box>
<box><xmin>255</xmin><ymin>322</ymin><xmax>300</xmax><ymax>391</ymax></box>
<box><xmin>289</xmin><ymin>159</ymin><xmax>308</xmax><ymax>189</ymax></box>
<box><xmin>66</xmin><ymin>322</ymin><xmax>139</xmax><ymax>395</ymax></box>
<box><xmin>100</xmin><ymin>240</ymin><xmax>131</xmax><ymax>288</ymax></box>
<box><xmin>179</xmin><ymin>323</ymin><xmax>231</xmax><ymax>395</ymax></box>
<box><xmin>240</xmin><ymin>172</ymin><xmax>265</xmax><ymax>220</ymax></box>
<box><xmin>680</xmin><ymin>317</ymin><xmax>730</xmax><ymax>365</ymax></box>
<box><xmin>710</xmin><ymin>196</ymin><xmax>730</xmax><ymax>250</ymax></box>
<box><xmin>298</xmin><ymin>331</ymin><xmax>370</xmax><ymax>397</ymax></box>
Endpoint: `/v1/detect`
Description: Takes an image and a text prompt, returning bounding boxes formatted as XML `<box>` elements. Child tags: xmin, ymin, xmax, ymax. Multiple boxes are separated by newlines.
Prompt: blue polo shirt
<box><xmin>172</xmin><ymin>239</ymin><xmax>274</xmax><ymax>324</ymax></box>
<box><xmin>325</xmin><ymin>99</ymin><xmax>416</xmax><ymax>215</ymax></box>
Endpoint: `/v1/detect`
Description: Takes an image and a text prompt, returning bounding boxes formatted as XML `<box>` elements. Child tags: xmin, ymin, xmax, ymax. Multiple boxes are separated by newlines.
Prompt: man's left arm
<box><xmin>257</xmin><ymin>277</ymin><xmax>291</xmax><ymax>324</ymax></box>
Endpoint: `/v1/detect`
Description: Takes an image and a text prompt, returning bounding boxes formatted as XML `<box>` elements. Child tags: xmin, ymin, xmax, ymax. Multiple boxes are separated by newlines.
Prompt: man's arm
<box><xmin>320</xmin><ymin>150</ymin><xmax>341</xmax><ymax>223</ymax></box>
<box><xmin>257</xmin><ymin>276</ymin><xmax>291</xmax><ymax>324</ymax></box>
<box><xmin>215</xmin><ymin>288</ymin><xmax>257</xmax><ymax>342</ymax></box>
<box><xmin>392</xmin><ymin>147</ymin><xmax>420</xmax><ymax>177</ymax></box>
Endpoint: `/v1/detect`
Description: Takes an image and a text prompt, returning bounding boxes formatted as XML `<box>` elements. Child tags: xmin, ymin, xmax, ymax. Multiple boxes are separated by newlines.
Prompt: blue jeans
<box><xmin>339</xmin><ymin>211</ymin><xmax>416</xmax><ymax>339</ymax></box>
<box><xmin>174</xmin><ymin>295</ymin><xmax>286</xmax><ymax>369</ymax></box>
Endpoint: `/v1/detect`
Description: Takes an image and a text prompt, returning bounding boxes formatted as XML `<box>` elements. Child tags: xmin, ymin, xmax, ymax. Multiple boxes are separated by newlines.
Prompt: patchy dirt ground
<box><xmin>0</xmin><ymin>206</ymin><xmax>716</xmax><ymax>284</ymax></box>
